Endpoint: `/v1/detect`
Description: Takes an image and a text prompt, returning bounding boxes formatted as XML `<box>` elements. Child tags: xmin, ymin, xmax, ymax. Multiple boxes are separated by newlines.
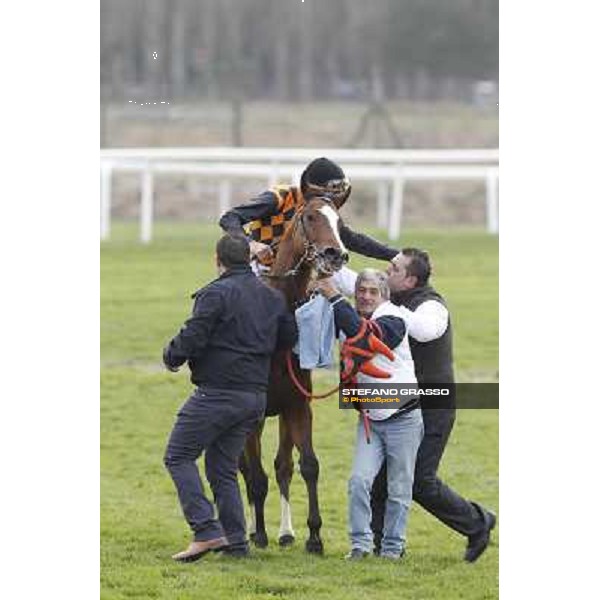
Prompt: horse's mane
<box><xmin>269</xmin><ymin>207</ymin><xmax>304</xmax><ymax>277</ymax></box>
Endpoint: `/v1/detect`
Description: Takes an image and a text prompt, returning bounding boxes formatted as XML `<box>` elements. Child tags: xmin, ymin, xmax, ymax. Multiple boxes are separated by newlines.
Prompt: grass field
<box><xmin>101</xmin><ymin>223</ymin><xmax>498</xmax><ymax>599</ymax></box>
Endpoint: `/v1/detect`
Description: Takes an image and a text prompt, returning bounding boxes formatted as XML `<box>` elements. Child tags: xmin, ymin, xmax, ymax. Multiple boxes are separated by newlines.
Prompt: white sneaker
<box><xmin>344</xmin><ymin>548</ymin><xmax>370</xmax><ymax>560</ymax></box>
<box><xmin>379</xmin><ymin>549</ymin><xmax>405</xmax><ymax>560</ymax></box>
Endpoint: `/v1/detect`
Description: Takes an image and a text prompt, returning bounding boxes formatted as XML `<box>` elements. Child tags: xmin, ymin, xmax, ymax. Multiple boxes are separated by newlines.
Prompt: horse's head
<box><xmin>288</xmin><ymin>196</ymin><xmax>349</xmax><ymax>277</ymax></box>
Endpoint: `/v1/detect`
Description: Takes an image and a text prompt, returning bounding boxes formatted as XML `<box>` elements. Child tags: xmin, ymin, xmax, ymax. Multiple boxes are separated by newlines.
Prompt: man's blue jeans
<box><xmin>348</xmin><ymin>409</ymin><xmax>424</xmax><ymax>555</ymax></box>
<box><xmin>164</xmin><ymin>387</ymin><xmax>265</xmax><ymax>547</ymax></box>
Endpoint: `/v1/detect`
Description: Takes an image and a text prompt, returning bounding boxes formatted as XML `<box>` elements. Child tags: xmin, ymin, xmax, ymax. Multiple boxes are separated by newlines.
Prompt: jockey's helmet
<box><xmin>300</xmin><ymin>157</ymin><xmax>351</xmax><ymax>209</ymax></box>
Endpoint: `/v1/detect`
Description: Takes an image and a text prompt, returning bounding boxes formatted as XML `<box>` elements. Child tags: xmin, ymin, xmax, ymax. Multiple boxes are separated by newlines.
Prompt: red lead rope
<box><xmin>285</xmin><ymin>350</ymin><xmax>346</xmax><ymax>400</ymax></box>
<box><xmin>285</xmin><ymin>350</ymin><xmax>372</xmax><ymax>444</ymax></box>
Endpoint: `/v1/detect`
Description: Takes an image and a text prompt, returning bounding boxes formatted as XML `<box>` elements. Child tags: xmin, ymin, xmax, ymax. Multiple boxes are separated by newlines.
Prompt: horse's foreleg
<box><xmin>290</xmin><ymin>403</ymin><xmax>324</xmax><ymax>555</ymax></box>
<box><xmin>274</xmin><ymin>415</ymin><xmax>296</xmax><ymax>546</ymax></box>
<box><xmin>244</xmin><ymin>421</ymin><xmax>269</xmax><ymax>548</ymax></box>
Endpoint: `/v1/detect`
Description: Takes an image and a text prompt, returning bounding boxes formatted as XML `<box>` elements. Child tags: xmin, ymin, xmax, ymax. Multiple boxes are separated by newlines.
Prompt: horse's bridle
<box><xmin>265</xmin><ymin>198</ymin><xmax>339</xmax><ymax>280</ymax></box>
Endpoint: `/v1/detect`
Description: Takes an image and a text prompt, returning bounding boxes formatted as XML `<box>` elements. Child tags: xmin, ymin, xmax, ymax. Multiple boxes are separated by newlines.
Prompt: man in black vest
<box><xmin>370</xmin><ymin>248</ymin><xmax>496</xmax><ymax>563</ymax></box>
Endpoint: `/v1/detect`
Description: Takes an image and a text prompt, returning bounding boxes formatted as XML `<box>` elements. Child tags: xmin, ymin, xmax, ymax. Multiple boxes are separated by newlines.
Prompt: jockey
<box><xmin>219</xmin><ymin>157</ymin><xmax>400</xmax><ymax>270</ymax></box>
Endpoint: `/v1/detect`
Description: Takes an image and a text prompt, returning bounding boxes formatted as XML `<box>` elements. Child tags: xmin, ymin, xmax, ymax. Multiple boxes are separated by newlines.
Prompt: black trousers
<box><xmin>164</xmin><ymin>387</ymin><xmax>265</xmax><ymax>547</ymax></box>
<box><xmin>371</xmin><ymin>408</ymin><xmax>485</xmax><ymax>545</ymax></box>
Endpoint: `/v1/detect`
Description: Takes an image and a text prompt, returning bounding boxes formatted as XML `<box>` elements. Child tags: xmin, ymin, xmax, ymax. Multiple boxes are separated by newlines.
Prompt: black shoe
<box><xmin>344</xmin><ymin>548</ymin><xmax>370</xmax><ymax>561</ymax></box>
<box><xmin>465</xmin><ymin>510</ymin><xmax>496</xmax><ymax>563</ymax></box>
<box><xmin>216</xmin><ymin>543</ymin><xmax>250</xmax><ymax>558</ymax></box>
<box><xmin>220</xmin><ymin>547</ymin><xmax>250</xmax><ymax>558</ymax></box>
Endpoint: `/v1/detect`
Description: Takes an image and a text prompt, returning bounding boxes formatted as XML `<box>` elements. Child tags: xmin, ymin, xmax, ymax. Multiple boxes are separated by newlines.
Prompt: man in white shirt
<box><xmin>316</xmin><ymin>269</ymin><xmax>424</xmax><ymax>561</ymax></box>
<box><xmin>369</xmin><ymin>248</ymin><xmax>496</xmax><ymax>563</ymax></box>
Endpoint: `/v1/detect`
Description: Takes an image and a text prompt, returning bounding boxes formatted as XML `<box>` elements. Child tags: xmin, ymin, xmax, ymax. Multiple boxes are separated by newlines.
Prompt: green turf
<box><xmin>101</xmin><ymin>223</ymin><xmax>498</xmax><ymax>599</ymax></box>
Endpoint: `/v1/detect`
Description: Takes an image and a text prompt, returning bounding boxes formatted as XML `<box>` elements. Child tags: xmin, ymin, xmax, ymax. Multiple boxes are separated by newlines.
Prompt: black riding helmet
<box><xmin>300</xmin><ymin>157</ymin><xmax>351</xmax><ymax>209</ymax></box>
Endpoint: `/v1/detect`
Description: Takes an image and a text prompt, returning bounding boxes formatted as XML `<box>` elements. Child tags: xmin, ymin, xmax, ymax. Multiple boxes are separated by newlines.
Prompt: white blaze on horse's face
<box><xmin>318</xmin><ymin>204</ymin><xmax>348</xmax><ymax>255</ymax></box>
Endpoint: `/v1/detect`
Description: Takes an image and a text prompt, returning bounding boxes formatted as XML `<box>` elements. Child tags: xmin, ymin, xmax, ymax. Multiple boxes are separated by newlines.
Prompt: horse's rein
<box><xmin>286</xmin><ymin>348</ymin><xmax>373</xmax><ymax>444</ymax></box>
<box><xmin>266</xmin><ymin>201</ymin><xmax>350</xmax><ymax>400</ymax></box>
<box><xmin>285</xmin><ymin>349</ymin><xmax>352</xmax><ymax>401</ymax></box>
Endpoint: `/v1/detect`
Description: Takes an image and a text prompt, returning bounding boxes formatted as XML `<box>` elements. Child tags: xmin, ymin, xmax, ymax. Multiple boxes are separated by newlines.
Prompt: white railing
<box><xmin>99</xmin><ymin>147</ymin><xmax>499</xmax><ymax>242</ymax></box>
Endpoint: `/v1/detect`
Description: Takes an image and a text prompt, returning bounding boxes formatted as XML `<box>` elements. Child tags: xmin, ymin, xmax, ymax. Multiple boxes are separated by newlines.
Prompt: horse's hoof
<box><xmin>305</xmin><ymin>538</ymin><xmax>324</xmax><ymax>554</ymax></box>
<box><xmin>250</xmin><ymin>531</ymin><xmax>269</xmax><ymax>548</ymax></box>
<box><xmin>279</xmin><ymin>534</ymin><xmax>295</xmax><ymax>547</ymax></box>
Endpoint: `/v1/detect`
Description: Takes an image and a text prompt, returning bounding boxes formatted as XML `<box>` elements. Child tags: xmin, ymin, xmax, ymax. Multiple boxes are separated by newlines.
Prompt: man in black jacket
<box><xmin>163</xmin><ymin>234</ymin><xmax>297</xmax><ymax>562</ymax></box>
<box><xmin>370</xmin><ymin>248</ymin><xmax>496</xmax><ymax>563</ymax></box>
<box><xmin>219</xmin><ymin>157</ymin><xmax>399</xmax><ymax>269</ymax></box>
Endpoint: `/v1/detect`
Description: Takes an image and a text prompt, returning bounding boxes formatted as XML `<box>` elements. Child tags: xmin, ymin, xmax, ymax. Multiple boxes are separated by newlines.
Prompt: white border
<box><xmin>501</xmin><ymin>1</ymin><xmax>598</xmax><ymax>596</ymax></box>
<box><xmin>0</xmin><ymin>1</ymin><xmax>99</xmax><ymax>597</ymax></box>
<box><xmin>5</xmin><ymin>1</ymin><xmax>598</xmax><ymax>597</ymax></box>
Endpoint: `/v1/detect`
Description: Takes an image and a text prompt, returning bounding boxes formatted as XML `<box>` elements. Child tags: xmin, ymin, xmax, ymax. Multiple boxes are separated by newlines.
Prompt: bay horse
<box><xmin>239</xmin><ymin>196</ymin><xmax>349</xmax><ymax>554</ymax></box>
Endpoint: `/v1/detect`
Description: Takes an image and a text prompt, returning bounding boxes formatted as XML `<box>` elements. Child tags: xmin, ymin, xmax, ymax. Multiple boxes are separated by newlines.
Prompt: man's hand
<box><xmin>163</xmin><ymin>346</ymin><xmax>180</xmax><ymax>373</ymax></box>
<box><xmin>315</xmin><ymin>278</ymin><xmax>340</xmax><ymax>299</ymax></box>
<box><xmin>249</xmin><ymin>241</ymin><xmax>274</xmax><ymax>263</ymax></box>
